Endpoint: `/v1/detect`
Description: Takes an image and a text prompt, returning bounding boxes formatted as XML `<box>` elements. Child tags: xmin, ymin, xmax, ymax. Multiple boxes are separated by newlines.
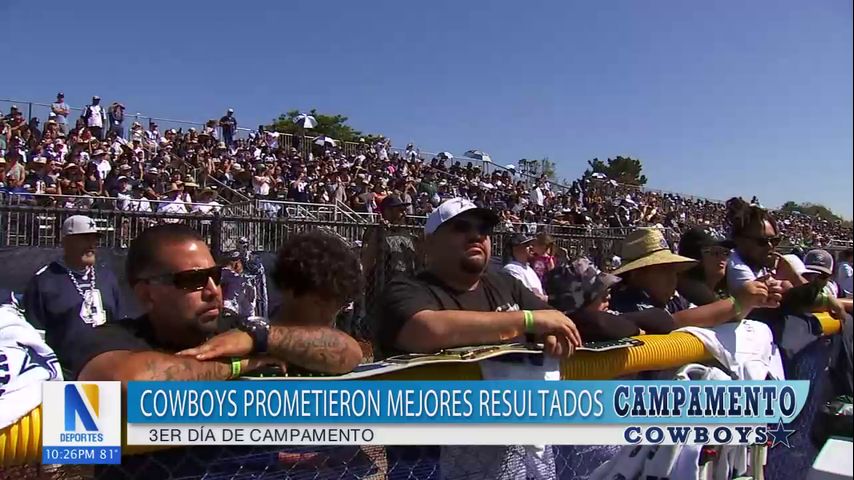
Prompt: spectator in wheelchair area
<box><xmin>608</xmin><ymin>227</ymin><xmax>782</xmax><ymax>328</ymax></box>
<box><xmin>67</xmin><ymin>224</ymin><xmax>361</xmax><ymax>387</ymax></box>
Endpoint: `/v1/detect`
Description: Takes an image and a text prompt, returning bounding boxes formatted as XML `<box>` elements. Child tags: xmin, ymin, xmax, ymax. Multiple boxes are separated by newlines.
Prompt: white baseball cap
<box><xmin>62</xmin><ymin>215</ymin><xmax>99</xmax><ymax>237</ymax></box>
<box><xmin>424</xmin><ymin>198</ymin><xmax>499</xmax><ymax>235</ymax></box>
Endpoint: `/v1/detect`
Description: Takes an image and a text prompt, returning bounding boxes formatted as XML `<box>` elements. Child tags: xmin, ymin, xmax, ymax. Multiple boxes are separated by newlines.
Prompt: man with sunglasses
<box><xmin>374</xmin><ymin>198</ymin><xmax>581</xmax><ymax>480</ymax></box>
<box><xmin>67</xmin><ymin>224</ymin><xmax>362</xmax><ymax>387</ymax></box>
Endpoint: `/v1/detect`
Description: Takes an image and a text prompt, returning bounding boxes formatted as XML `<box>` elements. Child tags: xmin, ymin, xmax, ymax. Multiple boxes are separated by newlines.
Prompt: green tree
<box><xmin>267</xmin><ymin>109</ymin><xmax>365</xmax><ymax>142</ymax></box>
<box><xmin>517</xmin><ymin>157</ymin><xmax>557</xmax><ymax>180</ymax></box>
<box><xmin>582</xmin><ymin>156</ymin><xmax>648</xmax><ymax>186</ymax></box>
<box><xmin>779</xmin><ymin>201</ymin><xmax>847</xmax><ymax>223</ymax></box>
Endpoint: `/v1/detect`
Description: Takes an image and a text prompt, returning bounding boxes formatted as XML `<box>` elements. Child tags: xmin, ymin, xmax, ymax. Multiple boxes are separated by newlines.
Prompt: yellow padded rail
<box><xmin>0</xmin><ymin>314</ymin><xmax>842</xmax><ymax>465</ymax></box>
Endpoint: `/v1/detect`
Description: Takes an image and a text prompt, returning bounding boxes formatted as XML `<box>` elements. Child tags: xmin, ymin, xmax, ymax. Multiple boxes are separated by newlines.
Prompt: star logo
<box><xmin>16</xmin><ymin>342</ymin><xmax>60</xmax><ymax>380</ymax></box>
<box><xmin>88</xmin><ymin>219</ymin><xmax>96</xmax><ymax>230</ymax></box>
<box><xmin>767</xmin><ymin>419</ymin><xmax>796</xmax><ymax>448</ymax></box>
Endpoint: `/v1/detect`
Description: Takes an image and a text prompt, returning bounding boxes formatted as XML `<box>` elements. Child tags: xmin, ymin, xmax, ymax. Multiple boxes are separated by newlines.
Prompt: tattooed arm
<box><xmin>266</xmin><ymin>325</ymin><xmax>362</xmax><ymax>374</ymax></box>
<box><xmin>77</xmin><ymin>350</ymin><xmax>275</xmax><ymax>387</ymax></box>
<box><xmin>78</xmin><ymin>351</ymin><xmax>230</xmax><ymax>387</ymax></box>
<box><xmin>176</xmin><ymin>326</ymin><xmax>363</xmax><ymax>374</ymax></box>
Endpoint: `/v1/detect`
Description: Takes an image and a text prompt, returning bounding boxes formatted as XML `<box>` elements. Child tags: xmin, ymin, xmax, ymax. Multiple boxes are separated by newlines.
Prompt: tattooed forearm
<box><xmin>134</xmin><ymin>352</ymin><xmax>232</xmax><ymax>381</ymax></box>
<box><xmin>267</xmin><ymin>326</ymin><xmax>362</xmax><ymax>374</ymax></box>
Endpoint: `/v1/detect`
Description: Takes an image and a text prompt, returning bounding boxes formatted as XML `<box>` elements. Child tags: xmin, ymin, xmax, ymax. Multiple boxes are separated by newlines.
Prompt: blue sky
<box><xmin>2</xmin><ymin>0</ymin><xmax>851</xmax><ymax>217</ymax></box>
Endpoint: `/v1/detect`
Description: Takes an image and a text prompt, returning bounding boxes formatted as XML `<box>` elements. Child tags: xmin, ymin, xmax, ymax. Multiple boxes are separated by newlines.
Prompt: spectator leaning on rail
<box><xmin>374</xmin><ymin>197</ymin><xmax>582</xmax><ymax>480</ymax></box>
<box><xmin>22</xmin><ymin>215</ymin><xmax>124</xmax><ymax>373</ymax></box>
<box><xmin>270</xmin><ymin>230</ymin><xmax>389</xmax><ymax>480</ymax></box>
<box><xmin>724</xmin><ymin>197</ymin><xmax>846</xmax><ymax>320</ymax></box>
<box><xmin>802</xmin><ymin>249</ymin><xmax>853</xmax><ymax>315</ymax></box>
<box><xmin>545</xmin><ymin>257</ymin><xmax>677</xmax><ymax>341</ymax></box>
<box><xmin>676</xmin><ymin>227</ymin><xmax>736</xmax><ymax>306</ymax></box>
<box><xmin>608</xmin><ymin>228</ymin><xmax>781</xmax><ymax>328</ymax></box>
<box><xmin>62</xmin><ymin>224</ymin><xmax>361</xmax><ymax>388</ymax></box>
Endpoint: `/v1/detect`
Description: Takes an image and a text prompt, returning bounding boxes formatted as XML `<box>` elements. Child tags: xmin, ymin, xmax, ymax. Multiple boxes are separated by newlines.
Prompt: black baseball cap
<box><xmin>678</xmin><ymin>227</ymin><xmax>735</xmax><ymax>261</ymax></box>
<box><xmin>509</xmin><ymin>233</ymin><xmax>535</xmax><ymax>247</ymax></box>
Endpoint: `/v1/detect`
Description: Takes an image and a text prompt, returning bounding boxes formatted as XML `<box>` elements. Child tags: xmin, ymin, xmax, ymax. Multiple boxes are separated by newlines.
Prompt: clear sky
<box><xmin>2</xmin><ymin>0</ymin><xmax>851</xmax><ymax>217</ymax></box>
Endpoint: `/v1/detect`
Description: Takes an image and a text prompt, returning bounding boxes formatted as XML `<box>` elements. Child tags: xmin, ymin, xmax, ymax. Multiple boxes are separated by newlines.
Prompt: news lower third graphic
<box><xmin>124</xmin><ymin>380</ymin><xmax>807</xmax><ymax>447</ymax></box>
<box><xmin>42</xmin><ymin>382</ymin><xmax>121</xmax><ymax>464</ymax></box>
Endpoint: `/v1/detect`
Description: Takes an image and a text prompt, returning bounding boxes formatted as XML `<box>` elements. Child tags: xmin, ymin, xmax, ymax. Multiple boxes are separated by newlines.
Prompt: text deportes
<box><xmin>137</xmin><ymin>388</ymin><xmax>606</xmax><ymax>419</ymax></box>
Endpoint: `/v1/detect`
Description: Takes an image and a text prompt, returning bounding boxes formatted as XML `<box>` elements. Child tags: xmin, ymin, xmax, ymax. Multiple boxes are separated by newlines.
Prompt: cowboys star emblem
<box><xmin>88</xmin><ymin>219</ymin><xmax>96</xmax><ymax>229</ymax></box>
<box><xmin>767</xmin><ymin>419</ymin><xmax>796</xmax><ymax>448</ymax></box>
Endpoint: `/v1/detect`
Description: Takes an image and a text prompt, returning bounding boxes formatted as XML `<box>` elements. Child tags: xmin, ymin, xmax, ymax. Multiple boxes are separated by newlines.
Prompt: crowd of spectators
<box><xmin>1</xmin><ymin>94</ymin><xmax>851</xmax><ymax>247</ymax></box>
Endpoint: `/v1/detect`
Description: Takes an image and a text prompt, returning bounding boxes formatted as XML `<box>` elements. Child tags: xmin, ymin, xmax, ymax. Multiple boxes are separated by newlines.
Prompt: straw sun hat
<box><xmin>611</xmin><ymin>228</ymin><xmax>697</xmax><ymax>276</ymax></box>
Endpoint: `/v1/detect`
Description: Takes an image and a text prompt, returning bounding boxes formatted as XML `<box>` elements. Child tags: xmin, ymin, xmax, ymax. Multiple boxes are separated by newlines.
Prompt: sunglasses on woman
<box><xmin>702</xmin><ymin>247</ymin><xmax>731</xmax><ymax>258</ymax></box>
<box><xmin>142</xmin><ymin>266</ymin><xmax>223</xmax><ymax>291</ymax></box>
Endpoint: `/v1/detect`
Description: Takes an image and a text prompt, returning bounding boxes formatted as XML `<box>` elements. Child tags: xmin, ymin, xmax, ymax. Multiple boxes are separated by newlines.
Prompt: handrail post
<box><xmin>211</xmin><ymin>212</ymin><xmax>222</xmax><ymax>257</ymax></box>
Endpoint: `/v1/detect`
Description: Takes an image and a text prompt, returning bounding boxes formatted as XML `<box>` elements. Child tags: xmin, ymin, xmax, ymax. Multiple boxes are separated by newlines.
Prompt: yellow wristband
<box><xmin>230</xmin><ymin>358</ymin><xmax>242</xmax><ymax>379</ymax></box>
<box><xmin>523</xmin><ymin>310</ymin><xmax>535</xmax><ymax>334</ymax></box>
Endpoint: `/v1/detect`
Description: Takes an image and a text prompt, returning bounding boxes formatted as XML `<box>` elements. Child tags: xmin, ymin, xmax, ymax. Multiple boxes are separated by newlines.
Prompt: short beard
<box><xmin>460</xmin><ymin>256</ymin><xmax>486</xmax><ymax>275</ymax></box>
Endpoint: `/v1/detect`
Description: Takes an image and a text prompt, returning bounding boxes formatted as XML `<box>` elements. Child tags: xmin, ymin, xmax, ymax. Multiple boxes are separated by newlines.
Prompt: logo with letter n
<box><xmin>64</xmin><ymin>383</ymin><xmax>100</xmax><ymax>432</ymax></box>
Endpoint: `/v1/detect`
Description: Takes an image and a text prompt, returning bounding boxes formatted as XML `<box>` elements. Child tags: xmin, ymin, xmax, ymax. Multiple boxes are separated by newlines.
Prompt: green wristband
<box><xmin>729</xmin><ymin>296</ymin><xmax>742</xmax><ymax>318</ymax></box>
<box><xmin>523</xmin><ymin>310</ymin><xmax>535</xmax><ymax>334</ymax></box>
<box><xmin>230</xmin><ymin>358</ymin><xmax>242</xmax><ymax>379</ymax></box>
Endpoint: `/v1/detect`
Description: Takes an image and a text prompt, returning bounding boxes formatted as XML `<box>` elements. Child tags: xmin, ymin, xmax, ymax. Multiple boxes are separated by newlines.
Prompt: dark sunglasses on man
<box><xmin>745</xmin><ymin>235</ymin><xmax>782</xmax><ymax>248</ymax></box>
<box><xmin>142</xmin><ymin>266</ymin><xmax>223</xmax><ymax>291</ymax></box>
<box><xmin>447</xmin><ymin>218</ymin><xmax>494</xmax><ymax>236</ymax></box>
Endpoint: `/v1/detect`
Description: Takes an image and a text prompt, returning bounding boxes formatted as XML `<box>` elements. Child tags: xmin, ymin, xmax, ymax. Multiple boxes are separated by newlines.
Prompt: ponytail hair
<box><xmin>725</xmin><ymin>197</ymin><xmax>777</xmax><ymax>238</ymax></box>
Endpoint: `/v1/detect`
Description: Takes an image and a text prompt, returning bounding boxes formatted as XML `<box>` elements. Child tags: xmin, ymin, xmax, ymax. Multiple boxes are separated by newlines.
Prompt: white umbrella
<box><xmin>464</xmin><ymin>150</ymin><xmax>492</xmax><ymax>163</ymax></box>
<box><xmin>437</xmin><ymin>151</ymin><xmax>454</xmax><ymax>160</ymax></box>
<box><xmin>293</xmin><ymin>114</ymin><xmax>318</xmax><ymax>129</ymax></box>
<box><xmin>591</xmin><ymin>172</ymin><xmax>608</xmax><ymax>179</ymax></box>
<box><xmin>314</xmin><ymin>135</ymin><xmax>338</xmax><ymax>147</ymax></box>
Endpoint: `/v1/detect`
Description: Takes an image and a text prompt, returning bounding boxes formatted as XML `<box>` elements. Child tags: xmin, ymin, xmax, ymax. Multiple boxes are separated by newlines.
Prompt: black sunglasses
<box><xmin>143</xmin><ymin>266</ymin><xmax>223</xmax><ymax>291</ymax></box>
<box><xmin>448</xmin><ymin>218</ymin><xmax>493</xmax><ymax>236</ymax></box>
<box><xmin>746</xmin><ymin>236</ymin><xmax>782</xmax><ymax>248</ymax></box>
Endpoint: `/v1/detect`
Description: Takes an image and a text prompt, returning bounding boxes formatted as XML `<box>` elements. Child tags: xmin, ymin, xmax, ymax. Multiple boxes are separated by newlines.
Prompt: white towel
<box><xmin>589</xmin><ymin>365</ymin><xmax>731</xmax><ymax>480</ymax></box>
<box><xmin>478</xmin><ymin>355</ymin><xmax>560</xmax><ymax>480</ymax></box>
<box><xmin>0</xmin><ymin>302</ymin><xmax>63</xmax><ymax>429</ymax></box>
<box><xmin>677</xmin><ymin>319</ymin><xmax>785</xmax><ymax>381</ymax></box>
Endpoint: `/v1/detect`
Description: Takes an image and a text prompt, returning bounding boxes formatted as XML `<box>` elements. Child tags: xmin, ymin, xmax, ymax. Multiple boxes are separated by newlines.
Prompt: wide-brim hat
<box><xmin>612</xmin><ymin>227</ymin><xmax>697</xmax><ymax>276</ymax></box>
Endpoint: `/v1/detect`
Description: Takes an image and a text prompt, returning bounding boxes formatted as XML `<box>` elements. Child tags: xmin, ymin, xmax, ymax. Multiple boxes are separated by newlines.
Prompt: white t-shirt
<box><xmin>502</xmin><ymin>261</ymin><xmax>545</xmax><ymax>297</ymax></box>
<box><xmin>253</xmin><ymin>176</ymin><xmax>271</xmax><ymax>196</ymax></box>
<box><xmin>726</xmin><ymin>250</ymin><xmax>770</xmax><ymax>293</ymax></box>
<box><xmin>93</xmin><ymin>159</ymin><xmax>111</xmax><ymax>179</ymax></box>
<box><xmin>86</xmin><ymin>105</ymin><xmax>104</xmax><ymax>128</ymax></box>
<box><xmin>836</xmin><ymin>262</ymin><xmax>853</xmax><ymax>298</ymax></box>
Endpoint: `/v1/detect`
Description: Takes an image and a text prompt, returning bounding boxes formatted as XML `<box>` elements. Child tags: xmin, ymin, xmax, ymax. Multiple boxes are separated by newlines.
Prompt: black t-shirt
<box><xmin>60</xmin><ymin>315</ymin><xmax>153</xmax><ymax>380</ymax></box>
<box><xmin>374</xmin><ymin>270</ymin><xmax>550</xmax><ymax>358</ymax></box>
<box><xmin>677</xmin><ymin>273</ymin><xmax>726</xmax><ymax>307</ymax></box>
